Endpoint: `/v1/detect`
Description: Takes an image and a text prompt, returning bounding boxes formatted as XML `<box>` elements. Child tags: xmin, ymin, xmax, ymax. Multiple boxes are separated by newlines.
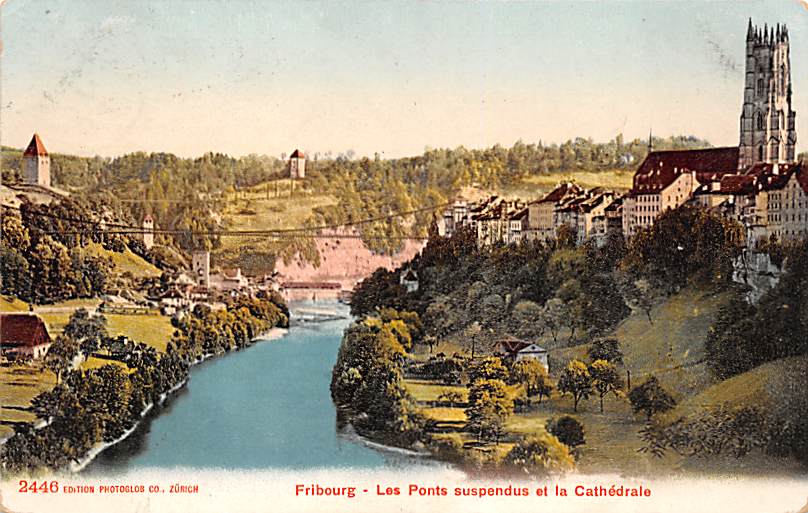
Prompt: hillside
<box><xmin>406</xmin><ymin>287</ymin><xmax>806</xmax><ymax>475</ymax></box>
<box><xmin>82</xmin><ymin>242</ymin><xmax>161</xmax><ymax>279</ymax></box>
<box><xmin>213</xmin><ymin>179</ymin><xmax>336</xmax><ymax>275</ymax></box>
<box><xmin>499</xmin><ymin>169</ymin><xmax>634</xmax><ymax>200</ymax></box>
<box><xmin>548</xmin><ymin>287</ymin><xmax>730</xmax><ymax>397</ymax></box>
<box><xmin>668</xmin><ymin>354</ymin><xmax>808</xmax><ymax>421</ymax></box>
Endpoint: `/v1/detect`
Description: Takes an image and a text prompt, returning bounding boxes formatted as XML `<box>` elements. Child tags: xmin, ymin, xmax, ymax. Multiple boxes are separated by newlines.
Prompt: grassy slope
<box><xmin>0</xmin><ymin>366</ymin><xmax>56</xmax><ymax>439</ymax></box>
<box><xmin>499</xmin><ymin>169</ymin><xmax>634</xmax><ymax>200</ymax></box>
<box><xmin>407</xmin><ymin>287</ymin><xmax>748</xmax><ymax>474</ymax></box>
<box><xmin>214</xmin><ymin>179</ymin><xmax>336</xmax><ymax>274</ymax></box>
<box><xmin>550</xmin><ymin>288</ymin><xmax>730</xmax><ymax>398</ymax></box>
<box><xmin>0</xmin><ymin>296</ymin><xmax>29</xmax><ymax>312</ymax></box>
<box><xmin>668</xmin><ymin>354</ymin><xmax>808</xmax><ymax>420</ymax></box>
<box><xmin>106</xmin><ymin>314</ymin><xmax>175</xmax><ymax>352</ymax></box>
<box><xmin>83</xmin><ymin>242</ymin><xmax>161</xmax><ymax>278</ymax></box>
<box><xmin>1</xmin><ymin>304</ymin><xmax>174</xmax><ymax>435</ymax></box>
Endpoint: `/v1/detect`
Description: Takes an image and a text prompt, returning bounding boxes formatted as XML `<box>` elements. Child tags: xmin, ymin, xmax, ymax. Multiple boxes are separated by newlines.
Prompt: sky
<box><xmin>2</xmin><ymin>0</ymin><xmax>808</xmax><ymax>159</ymax></box>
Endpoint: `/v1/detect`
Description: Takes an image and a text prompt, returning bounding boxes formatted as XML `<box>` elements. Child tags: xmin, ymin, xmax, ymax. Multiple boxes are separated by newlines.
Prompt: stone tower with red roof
<box><xmin>738</xmin><ymin>19</ymin><xmax>797</xmax><ymax>170</ymax></box>
<box><xmin>22</xmin><ymin>133</ymin><xmax>51</xmax><ymax>187</ymax></box>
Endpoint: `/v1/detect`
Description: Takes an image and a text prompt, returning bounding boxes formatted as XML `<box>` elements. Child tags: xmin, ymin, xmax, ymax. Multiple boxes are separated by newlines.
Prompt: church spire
<box><xmin>747</xmin><ymin>18</ymin><xmax>754</xmax><ymax>40</ymax></box>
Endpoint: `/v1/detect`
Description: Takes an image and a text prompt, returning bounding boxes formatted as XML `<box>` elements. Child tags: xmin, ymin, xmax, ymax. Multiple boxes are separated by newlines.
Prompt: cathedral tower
<box><xmin>738</xmin><ymin>19</ymin><xmax>797</xmax><ymax>169</ymax></box>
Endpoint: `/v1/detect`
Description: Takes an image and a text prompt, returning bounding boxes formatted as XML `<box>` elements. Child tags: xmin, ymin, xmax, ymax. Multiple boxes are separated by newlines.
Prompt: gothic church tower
<box><xmin>739</xmin><ymin>19</ymin><xmax>797</xmax><ymax>170</ymax></box>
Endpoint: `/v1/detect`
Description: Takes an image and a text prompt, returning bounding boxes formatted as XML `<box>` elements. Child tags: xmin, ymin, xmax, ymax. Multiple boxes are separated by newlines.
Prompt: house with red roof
<box><xmin>496</xmin><ymin>336</ymin><xmax>548</xmax><ymax>370</ymax></box>
<box><xmin>0</xmin><ymin>314</ymin><xmax>53</xmax><ymax>361</ymax></box>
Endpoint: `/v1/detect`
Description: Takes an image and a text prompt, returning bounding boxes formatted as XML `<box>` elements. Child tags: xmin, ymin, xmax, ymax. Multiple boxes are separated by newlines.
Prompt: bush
<box><xmin>546</xmin><ymin>415</ymin><xmax>586</xmax><ymax>449</ymax></box>
<box><xmin>502</xmin><ymin>432</ymin><xmax>575</xmax><ymax>476</ymax></box>
<box><xmin>628</xmin><ymin>376</ymin><xmax>676</xmax><ymax>420</ymax></box>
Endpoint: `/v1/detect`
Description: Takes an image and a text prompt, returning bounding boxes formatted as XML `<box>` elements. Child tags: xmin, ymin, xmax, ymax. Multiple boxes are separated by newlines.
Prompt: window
<box><xmin>758</xmin><ymin>78</ymin><xmax>765</xmax><ymax>97</ymax></box>
<box><xmin>759</xmin><ymin>146</ymin><xmax>764</xmax><ymax>161</ymax></box>
<box><xmin>756</xmin><ymin>112</ymin><xmax>764</xmax><ymax>130</ymax></box>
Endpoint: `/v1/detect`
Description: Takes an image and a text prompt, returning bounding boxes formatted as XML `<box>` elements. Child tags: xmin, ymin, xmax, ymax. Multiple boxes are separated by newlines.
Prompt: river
<box><xmin>84</xmin><ymin>300</ymin><xmax>435</xmax><ymax>474</ymax></box>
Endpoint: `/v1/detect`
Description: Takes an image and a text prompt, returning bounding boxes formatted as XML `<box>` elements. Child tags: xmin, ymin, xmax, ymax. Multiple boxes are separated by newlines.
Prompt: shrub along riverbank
<box><xmin>0</xmin><ymin>293</ymin><xmax>287</xmax><ymax>475</ymax></box>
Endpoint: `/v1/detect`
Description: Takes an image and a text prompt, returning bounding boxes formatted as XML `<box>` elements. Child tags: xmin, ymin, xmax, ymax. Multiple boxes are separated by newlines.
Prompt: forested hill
<box><xmin>1</xmin><ymin>134</ymin><xmax>713</xmax><ymax>256</ymax></box>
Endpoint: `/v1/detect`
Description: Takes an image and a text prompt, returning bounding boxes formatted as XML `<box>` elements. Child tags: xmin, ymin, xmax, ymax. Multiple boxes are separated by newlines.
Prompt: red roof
<box><xmin>23</xmin><ymin>134</ymin><xmax>48</xmax><ymax>157</ymax></box>
<box><xmin>796</xmin><ymin>164</ymin><xmax>808</xmax><ymax>194</ymax></box>
<box><xmin>497</xmin><ymin>336</ymin><xmax>545</xmax><ymax>354</ymax></box>
<box><xmin>222</xmin><ymin>268</ymin><xmax>242</xmax><ymax>280</ymax></box>
<box><xmin>752</xmin><ymin>163</ymin><xmax>806</xmax><ymax>193</ymax></box>
<box><xmin>744</xmin><ymin>161</ymin><xmax>799</xmax><ymax>178</ymax></box>
<box><xmin>719</xmin><ymin>174</ymin><xmax>756</xmax><ymax>195</ymax></box>
<box><xmin>534</xmin><ymin>183</ymin><xmax>583</xmax><ymax>204</ymax></box>
<box><xmin>143</xmin><ymin>214</ymin><xmax>153</xmax><ymax>222</ymax></box>
<box><xmin>0</xmin><ymin>314</ymin><xmax>52</xmax><ymax>348</ymax></box>
<box><xmin>631</xmin><ymin>147</ymin><xmax>739</xmax><ymax>194</ymax></box>
<box><xmin>290</xmin><ymin>149</ymin><xmax>305</xmax><ymax>159</ymax></box>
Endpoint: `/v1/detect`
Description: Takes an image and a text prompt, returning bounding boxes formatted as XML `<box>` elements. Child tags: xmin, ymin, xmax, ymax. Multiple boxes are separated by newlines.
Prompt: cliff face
<box><xmin>273</xmin><ymin>230</ymin><xmax>424</xmax><ymax>289</ymax></box>
<box><xmin>732</xmin><ymin>250</ymin><xmax>783</xmax><ymax>304</ymax></box>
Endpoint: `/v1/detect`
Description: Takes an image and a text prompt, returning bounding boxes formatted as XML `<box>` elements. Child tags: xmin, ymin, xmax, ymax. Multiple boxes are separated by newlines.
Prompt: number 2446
<box><xmin>18</xmin><ymin>480</ymin><xmax>59</xmax><ymax>493</ymax></box>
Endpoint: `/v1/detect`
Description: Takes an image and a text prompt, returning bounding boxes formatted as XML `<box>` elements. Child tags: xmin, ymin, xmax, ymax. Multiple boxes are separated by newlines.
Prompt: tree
<box><xmin>509</xmin><ymin>359</ymin><xmax>553</xmax><ymax>405</ymax></box>
<box><xmin>63</xmin><ymin>309</ymin><xmax>108</xmax><ymax>355</ymax></box>
<box><xmin>588</xmin><ymin>338</ymin><xmax>624</xmax><ymax>365</ymax></box>
<box><xmin>557</xmin><ymin>359</ymin><xmax>592</xmax><ymax>412</ymax></box>
<box><xmin>619</xmin><ymin>278</ymin><xmax>659</xmax><ymax>324</ymax></box>
<box><xmin>628</xmin><ymin>376</ymin><xmax>676</xmax><ymax>420</ymax></box>
<box><xmin>589</xmin><ymin>359</ymin><xmax>624</xmax><ymax>413</ymax></box>
<box><xmin>545</xmin><ymin>415</ymin><xmax>586</xmax><ymax>449</ymax></box>
<box><xmin>465</xmin><ymin>379</ymin><xmax>514</xmax><ymax>443</ymax></box>
<box><xmin>502</xmin><ymin>432</ymin><xmax>575</xmax><ymax>476</ymax></box>
<box><xmin>541</xmin><ymin>298</ymin><xmax>566</xmax><ymax>343</ymax></box>
<box><xmin>44</xmin><ymin>335</ymin><xmax>79</xmax><ymax>383</ymax></box>
<box><xmin>468</xmin><ymin>357</ymin><xmax>509</xmax><ymax>383</ymax></box>
<box><xmin>704</xmin><ymin>295</ymin><xmax>757</xmax><ymax>379</ymax></box>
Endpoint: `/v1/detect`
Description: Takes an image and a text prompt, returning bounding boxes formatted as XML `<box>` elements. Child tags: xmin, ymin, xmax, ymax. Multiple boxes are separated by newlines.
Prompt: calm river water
<box><xmin>85</xmin><ymin>300</ymin><xmax>433</xmax><ymax>474</ymax></box>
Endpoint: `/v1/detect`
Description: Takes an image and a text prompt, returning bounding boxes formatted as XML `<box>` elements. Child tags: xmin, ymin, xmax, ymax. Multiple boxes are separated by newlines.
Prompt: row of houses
<box><xmin>438</xmin><ymin>185</ymin><xmax>622</xmax><ymax>247</ymax></box>
<box><xmin>439</xmin><ymin>146</ymin><xmax>808</xmax><ymax>249</ymax></box>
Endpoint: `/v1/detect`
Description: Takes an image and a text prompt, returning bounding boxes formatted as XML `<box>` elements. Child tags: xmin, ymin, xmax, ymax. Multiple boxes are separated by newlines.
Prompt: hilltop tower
<box><xmin>738</xmin><ymin>19</ymin><xmax>797</xmax><ymax>169</ymax></box>
<box><xmin>22</xmin><ymin>133</ymin><xmax>51</xmax><ymax>187</ymax></box>
<box><xmin>289</xmin><ymin>149</ymin><xmax>306</xmax><ymax>179</ymax></box>
<box><xmin>142</xmin><ymin>215</ymin><xmax>154</xmax><ymax>250</ymax></box>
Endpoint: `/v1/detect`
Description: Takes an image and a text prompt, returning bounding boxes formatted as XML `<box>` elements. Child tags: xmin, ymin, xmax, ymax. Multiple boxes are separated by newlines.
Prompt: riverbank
<box><xmin>1</xmin><ymin>295</ymin><xmax>290</xmax><ymax>475</ymax></box>
<box><xmin>70</xmin><ymin>327</ymin><xmax>290</xmax><ymax>473</ymax></box>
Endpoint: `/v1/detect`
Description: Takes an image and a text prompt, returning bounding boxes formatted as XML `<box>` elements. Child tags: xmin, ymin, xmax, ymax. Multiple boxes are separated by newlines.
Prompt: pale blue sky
<box><xmin>2</xmin><ymin>0</ymin><xmax>808</xmax><ymax>158</ymax></box>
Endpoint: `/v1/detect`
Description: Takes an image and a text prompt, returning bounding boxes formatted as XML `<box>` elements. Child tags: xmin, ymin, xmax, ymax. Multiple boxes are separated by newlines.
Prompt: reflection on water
<box><xmin>84</xmin><ymin>300</ymin><xmax>440</xmax><ymax>475</ymax></box>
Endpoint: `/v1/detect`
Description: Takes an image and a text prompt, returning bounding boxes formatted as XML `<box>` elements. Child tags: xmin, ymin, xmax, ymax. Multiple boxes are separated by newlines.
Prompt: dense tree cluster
<box><xmin>353</xmin><ymin>231</ymin><xmax>634</xmax><ymax>355</ymax></box>
<box><xmin>1</xmin><ymin>294</ymin><xmax>288</xmax><ymax>475</ymax></box>
<box><xmin>1</xmin><ymin>351</ymin><xmax>188</xmax><ymax>475</ymax></box>
<box><xmin>624</xmin><ymin>206</ymin><xmax>744</xmax><ymax>291</ymax></box>
<box><xmin>330</xmin><ymin>313</ymin><xmax>428</xmax><ymax>446</ymax></box>
<box><xmin>1</xmin><ymin>208</ymin><xmax>114</xmax><ymax>304</ymax></box>
<box><xmin>170</xmin><ymin>295</ymin><xmax>288</xmax><ymax>361</ymax></box>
